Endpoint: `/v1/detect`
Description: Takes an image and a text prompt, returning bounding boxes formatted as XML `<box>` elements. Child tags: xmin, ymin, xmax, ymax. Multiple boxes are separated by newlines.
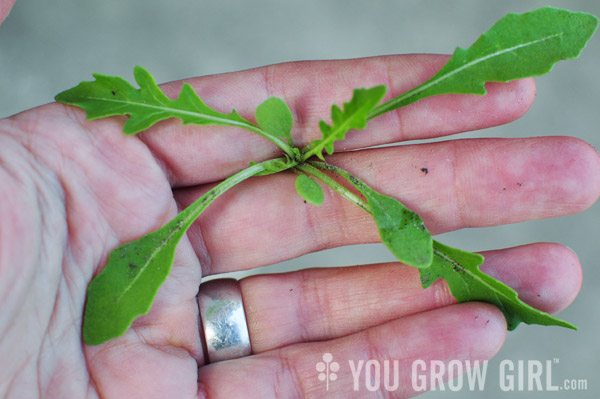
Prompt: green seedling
<box><xmin>55</xmin><ymin>7</ymin><xmax>598</xmax><ymax>345</ymax></box>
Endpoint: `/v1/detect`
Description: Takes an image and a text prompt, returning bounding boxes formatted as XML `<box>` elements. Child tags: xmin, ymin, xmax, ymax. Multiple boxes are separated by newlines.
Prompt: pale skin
<box><xmin>1</xmin><ymin>3</ymin><xmax>600</xmax><ymax>398</ymax></box>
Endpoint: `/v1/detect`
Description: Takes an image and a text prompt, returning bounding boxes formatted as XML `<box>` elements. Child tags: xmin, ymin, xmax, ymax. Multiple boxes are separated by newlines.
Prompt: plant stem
<box><xmin>300</xmin><ymin>123</ymin><xmax>349</xmax><ymax>162</ymax></box>
<box><xmin>242</xmin><ymin>124</ymin><xmax>296</xmax><ymax>159</ymax></box>
<box><xmin>366</xmin><ymin>84</ymin><xmax>426</xmax><ymax>120</ymax></box>
<box><xmin>299</xmin><ymin>161</ymin><xmax>371</xmax><ymax>214</ymax></box>
<box><xmin>178</xmin><ymin>157</ymin><xmax>294</xmax><ymax>229</ymax></box>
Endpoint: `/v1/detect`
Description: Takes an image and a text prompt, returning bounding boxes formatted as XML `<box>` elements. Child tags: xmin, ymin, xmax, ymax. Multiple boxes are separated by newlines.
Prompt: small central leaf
<box><xmin>295</xmin><ymin>174</ymin><xmax>324</xmax><ymax>206</ymax></box>
<box><xmin>256</xmin><ymin>97</ymin><xmax>294</xmax><ymax>145</ymax></box>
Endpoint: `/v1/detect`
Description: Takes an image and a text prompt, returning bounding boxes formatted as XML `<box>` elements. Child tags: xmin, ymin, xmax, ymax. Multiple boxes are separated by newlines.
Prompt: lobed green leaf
<box><xmin>55</xmin><ymin>66</ymin><xmax>251</xmax><ymax>134</ymax></box>
<box><xmin>322</xmin><ymin>163</ymin><xmax>433</xmax><ymax>268</ymax></box>
<box><xmin>304</xmin><ymin>85</ymin><xmax>387</xmax><ymax>160</ymax></box>
<box><xmin>370</xmin><ymin>7</ymin><xmax>599</xmax><ymax>118</ymax></box>
<box><xmin>420</xmin><ymin>241</ymin><xmax>576</xmax><ymax>330</ymax></box>
<box><xmin>82</xmin><ymin>159</ymin><xmax>284</xmax><ymax>345</ymax></box>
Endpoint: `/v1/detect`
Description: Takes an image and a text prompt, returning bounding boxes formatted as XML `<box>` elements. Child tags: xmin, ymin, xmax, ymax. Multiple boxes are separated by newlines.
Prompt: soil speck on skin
<box><xmin>517</xmin><ymin>182</ymin><xmax>523</xmax><ymax>187</ymax></box>
<box><xmin>502</xmin><ymin>187</ymin><xmax>506</xmax><ymax>191</ymax></box>
<box><xmin>420</xmin><ymin>167</ymin><xmax>429</xmax><ymax>175</ymax></box>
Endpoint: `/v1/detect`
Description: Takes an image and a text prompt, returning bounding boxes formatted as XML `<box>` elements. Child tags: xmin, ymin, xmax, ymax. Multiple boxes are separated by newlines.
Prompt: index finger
<box><xmin>136</xmin><ymin>54</ymin><xmax>534</xmax><ymax>187</ymax></box>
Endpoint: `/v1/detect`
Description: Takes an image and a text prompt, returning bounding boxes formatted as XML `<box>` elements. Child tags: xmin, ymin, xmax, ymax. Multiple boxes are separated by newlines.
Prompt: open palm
<box><xmin>1</xmin><ymin>55</ymin><xmax>598</xmax><ymax>399</ymax></box>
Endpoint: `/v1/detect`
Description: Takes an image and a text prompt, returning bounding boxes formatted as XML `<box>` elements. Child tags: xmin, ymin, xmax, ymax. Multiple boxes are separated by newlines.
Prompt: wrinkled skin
<box><xmin>1</xmin><ymin>4</ymin><xmax>599</xmax><ymax>397</ymax></box>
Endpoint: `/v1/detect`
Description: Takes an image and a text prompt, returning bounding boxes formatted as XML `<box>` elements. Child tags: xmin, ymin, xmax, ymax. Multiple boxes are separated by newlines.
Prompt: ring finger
<box><xmin>237</xmin><ymin>242</ymin><xmax>581</xmax><ymax>353</ymax></box>
<box><xmin>196</xmin><ymin>242</ymin><xmax>581</xmax><ymax>397</ymax></box>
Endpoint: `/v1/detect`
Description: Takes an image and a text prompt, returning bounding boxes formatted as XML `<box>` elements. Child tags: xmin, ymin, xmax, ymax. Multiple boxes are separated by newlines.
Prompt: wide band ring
<box><xmin>197</xmin><ymin>278</ymin><xmax>252</xmax><ymax>363</ymax></box>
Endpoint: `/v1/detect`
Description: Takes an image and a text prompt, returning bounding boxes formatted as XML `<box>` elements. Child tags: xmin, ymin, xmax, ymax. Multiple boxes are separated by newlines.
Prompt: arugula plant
<box><xmin>55</xmin><ymin>7</ymin><xmax>599</xmax><ymax>346</ymax></box>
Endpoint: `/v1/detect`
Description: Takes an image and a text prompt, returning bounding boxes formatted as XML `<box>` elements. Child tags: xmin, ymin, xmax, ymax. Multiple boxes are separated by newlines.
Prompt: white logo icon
<box><xmin>316</xmin><ymin>353</ymin><xmax>340</xmax><ymax>390</ymax></box>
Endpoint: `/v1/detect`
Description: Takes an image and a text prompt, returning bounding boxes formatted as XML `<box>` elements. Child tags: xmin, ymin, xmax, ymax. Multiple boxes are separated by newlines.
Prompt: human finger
<box><xmin>240</xmin><ymin>242</ymin><xmax>580</xmax><ymax>353</ymax></box>
<box><xmin>0</xmin><ymin>0</ymin><xmax>16</xmax><ymax>25</ymax></box>
<box><xmin>197</xmin><ymin>303</ymin><xmax>506</xmax><ymax>398</ymax></box>
<box><xmin>176</xmin><ymin>136</ymin><xmax>600</xmax><ymax>274</ymax></box>
<box><xmin>84</xmin><ymin>239</ymin><xmax>204</xmax><ymax>399</ymax></box>
<box><xmin>136</xmin><ymin>54</ymin><xmax>535</xmax><ymax>186</ymax></box>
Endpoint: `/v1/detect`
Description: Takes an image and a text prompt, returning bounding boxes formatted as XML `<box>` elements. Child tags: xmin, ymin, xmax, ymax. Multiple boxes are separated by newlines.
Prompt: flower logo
<box><xmin>316</xmin><ymin>353</ymin><xmax>340</xmax><ymax>390</ymax></box>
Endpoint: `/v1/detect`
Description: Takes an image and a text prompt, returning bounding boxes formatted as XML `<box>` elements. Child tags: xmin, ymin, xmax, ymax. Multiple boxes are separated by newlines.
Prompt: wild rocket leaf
<box><xmin>55</xmin><ymin>66</ymin><xmax>253</xmax><ymax>135</ymax></box>
<box><xmin>255</xmin><ymin>97</ymin><xmax>294</xmax><ymax>145</ymax></box>
<box><xmin>369</xmin><ymin>7</ymin><xmax>599</xmax><ymax>118</ymax></box>
<box><xmin>60</xmin><ymin>6</ymin><xmax>595</xmax><ymax>345</ymax></box>
<box><xmin>303</xmin><ymin>85</ymin><xmax>387</xmax><ymax>160</ymax></box>
<box><xmin>420</xmin><ymin>241</ymin><xmax>576</xmax><ymax>330</ymax></box>
<box><xmin>82</xmin><ymin>160</ymin><xmax>280</xmax><ymax>345</ymax></box>
<box><xmin>320</xmin><ymin>163</ymin><xmax>432</xmax><ymax>268</ymax></box>
<box><xmin>83</xmin><ymin>216</ymin><xmax>188</xmax><ymax>345</ymax></box>
<box><xmin>295</xmin><ymin>174</ymin><xmax>324</xmax><ymax>205</ymax></box>
<box><xmin>351</xmin><ymin>178</ymin><xmax>432</xmax><ymax>268</ymax></box>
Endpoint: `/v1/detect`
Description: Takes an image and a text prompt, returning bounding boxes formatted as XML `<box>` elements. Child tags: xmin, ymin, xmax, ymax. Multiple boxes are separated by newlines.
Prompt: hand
<box><xmin>0</xmin><ymin>0</ymin><xmax>15</xmax><ymax>25</ymax></box>
<box><xmin>1</xmin><ymin>55</ymin><xmax>598</xmax><ymax>398</ymax></box>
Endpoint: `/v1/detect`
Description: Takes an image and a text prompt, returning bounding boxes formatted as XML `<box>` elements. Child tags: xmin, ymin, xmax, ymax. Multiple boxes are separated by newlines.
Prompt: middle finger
<box><xmin>176</xmin><ymin>136</ymin><xmax>600</xmax><ymax>275</ymax></box>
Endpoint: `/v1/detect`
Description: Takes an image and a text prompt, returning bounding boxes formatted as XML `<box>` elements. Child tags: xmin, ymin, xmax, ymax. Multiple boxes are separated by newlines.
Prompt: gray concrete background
<box><xmin>1</xmin><ymin>0</ymin><xmax>599</xmax><ymax>397</ymax></box>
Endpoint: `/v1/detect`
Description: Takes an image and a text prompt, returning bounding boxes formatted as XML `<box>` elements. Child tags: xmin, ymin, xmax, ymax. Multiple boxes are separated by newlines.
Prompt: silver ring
<box><xmin>197</xmin><ymin>278</ymin><xmax>252</xmax><ymax>363</ymax></box>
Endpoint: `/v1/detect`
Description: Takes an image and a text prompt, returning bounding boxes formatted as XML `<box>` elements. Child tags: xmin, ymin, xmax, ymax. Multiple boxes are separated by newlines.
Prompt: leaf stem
<box><xmin>242</xmin><ymin>124</ymin><xmax>297</xmax><ymax>159</ymax></box>
<box><xmin>300</xmin><ymin>161</ymin><xmax>371</xmax><ymax>214</ymax></box>
<box><xmin>178</xmin><ymin>156</ymin><xmax>295</xmax><ymax>229</ymax></box>
<box><xmin>300</xmin><ymin>122</ymin><xmax>349</xmax><ymax>162</ymax></box>
<box><xmin>366</xmin><ymin>86</ymin><xmax>424</xmax><ymax>120</ymax></box>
